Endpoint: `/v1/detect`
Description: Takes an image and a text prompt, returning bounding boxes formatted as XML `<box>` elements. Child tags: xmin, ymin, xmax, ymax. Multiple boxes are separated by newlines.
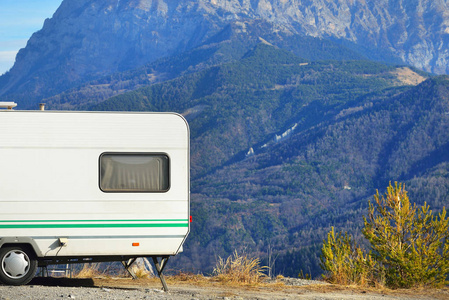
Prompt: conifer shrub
<box><xmin>321</xmin><ymin>182</ymin><xmax>449</xmax><ymax>288</ymax></box>
<box><xmin>320</xmin><ymin>227</ymin><xmax>378</xmax><ymax>286</ymax></box>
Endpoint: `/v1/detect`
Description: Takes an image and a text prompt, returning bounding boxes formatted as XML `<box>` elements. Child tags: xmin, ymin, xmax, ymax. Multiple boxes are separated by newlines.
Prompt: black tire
<box><xmin>0</xmin><ymin>246</ymin><xmax>37</xmax><ymax>285</ymax></box>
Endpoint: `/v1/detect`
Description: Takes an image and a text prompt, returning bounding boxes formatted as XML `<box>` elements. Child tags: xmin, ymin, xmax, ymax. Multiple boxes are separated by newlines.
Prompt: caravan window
<box><xmin>99</xmin><ymin>153</ymin><xmax>170</xmax><ymax>192</ymax></box>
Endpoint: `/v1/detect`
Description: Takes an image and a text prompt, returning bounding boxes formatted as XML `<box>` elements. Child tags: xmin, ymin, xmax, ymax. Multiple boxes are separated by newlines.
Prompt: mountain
<box><xmin>92</xmin><ymin>43</ymin><xmax>423</xmax><ymax>178</ymax></box>
<box><xmin>183</xmin><ymin>74</ymin><xmax>449</xmax><ymax>277</ymax></box>
<box><xmin>42</xmin><ymin>20</ymin><xmax>366</xmax><ymax>110</ymax></box>
<box><xmin>1</xmin><ymin>0</ymin><xmax>448</xmax><ymax>108</ymax></box>
<box><xmin>89</xmin><ymin>43</ymin><xmax>445</xmax><ymax>277</ymax></box>
<box><xmin>1</xmin><ymin>0</ymin><xmax>448</xmax><ymax>278</ymax></box>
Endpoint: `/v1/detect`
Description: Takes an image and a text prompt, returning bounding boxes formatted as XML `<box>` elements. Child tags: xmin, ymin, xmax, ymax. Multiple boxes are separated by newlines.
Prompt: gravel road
<box><xmin>0</xmin><ymin>277</ymin><xmax>447</xmax><ymax>300</ymax></box>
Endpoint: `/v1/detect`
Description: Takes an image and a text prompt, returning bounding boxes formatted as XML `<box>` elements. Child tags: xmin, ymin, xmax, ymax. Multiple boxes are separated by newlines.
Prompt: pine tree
<box><xmin>363</xmin><ymin>182</ymin><xmax>449</xmax><ymax>288</ymax></box>
<box><xmin>320</xmin><ymin>227</ymin><xmax>377</xmax><ymax>286</ymax></box>
<box><xmin>321</xmin><ymin>182</ymin><xmax>449</xmax><ymax>288</ymax></box>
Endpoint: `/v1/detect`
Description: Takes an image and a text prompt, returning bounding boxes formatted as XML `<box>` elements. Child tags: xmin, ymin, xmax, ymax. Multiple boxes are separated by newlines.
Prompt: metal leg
<box><xmin>121</xmin><ymin>258</ymin><xmax>138</xmax><ymax>279</ymax></box>
<box><xmin>152</xmin><ymin>256</ymin><xmax>169</xmax><ymax>292</ymax></box>
<box><xmin>39</xmin><ymin>266</ymin><xmax>49</xmax><ymax>277</ymax></box>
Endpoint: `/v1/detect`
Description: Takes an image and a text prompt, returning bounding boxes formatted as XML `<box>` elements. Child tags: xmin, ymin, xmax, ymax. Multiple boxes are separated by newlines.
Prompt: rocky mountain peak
<box><xmin>1</xmin><ymin>0</ymin><xmax>449</xmax><ymax>106</ymax></box>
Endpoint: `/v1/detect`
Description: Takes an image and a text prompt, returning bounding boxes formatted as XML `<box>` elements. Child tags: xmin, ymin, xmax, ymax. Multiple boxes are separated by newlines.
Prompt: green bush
<box><xmin>320</xmin><ymin>227</ymin><xmax>378</xmax><ymax>286</ymax></box>
<box><xmin>321</xmin><ymin>182</ymin><xmax>449</xmax><ymax>288</ymax></box>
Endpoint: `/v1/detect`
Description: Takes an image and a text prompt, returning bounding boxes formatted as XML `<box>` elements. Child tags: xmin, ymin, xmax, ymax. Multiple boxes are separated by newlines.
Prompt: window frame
<box><xmin>98</xmin><ymin>152</ymin><xmax>171</xmax><ymax>193</ymax></box>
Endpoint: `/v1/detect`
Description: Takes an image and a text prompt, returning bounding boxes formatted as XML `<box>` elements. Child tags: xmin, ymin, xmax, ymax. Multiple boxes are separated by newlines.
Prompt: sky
<box><xmin>0</xmin><ymin>0</ymin><xmax>63</xmax><ymax>75</ymax></box>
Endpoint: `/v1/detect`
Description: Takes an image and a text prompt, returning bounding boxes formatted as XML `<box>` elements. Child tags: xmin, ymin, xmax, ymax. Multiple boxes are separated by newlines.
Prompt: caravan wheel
<box><xmin>0</xmin><ymin>246</ymin><xmax>37</xmax><ymax>285</ymax></box>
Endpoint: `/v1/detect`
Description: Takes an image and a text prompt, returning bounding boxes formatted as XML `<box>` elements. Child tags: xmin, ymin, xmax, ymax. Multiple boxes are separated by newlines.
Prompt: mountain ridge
<box><xmin>1</xmin><ymin>0</ymin><xmax>449</xmax><ymax>108</ymax></box>
<box><xmin>42</xmin><ymin>19</ymin><xmax>367</xmax><ymax>110</ymax></box>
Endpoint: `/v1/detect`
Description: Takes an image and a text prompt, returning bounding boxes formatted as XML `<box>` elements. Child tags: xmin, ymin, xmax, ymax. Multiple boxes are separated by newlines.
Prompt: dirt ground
<box><xmin>1</xmin><ymin>276</ymin><xmax>445</xmax><ymax>300</ymax></box>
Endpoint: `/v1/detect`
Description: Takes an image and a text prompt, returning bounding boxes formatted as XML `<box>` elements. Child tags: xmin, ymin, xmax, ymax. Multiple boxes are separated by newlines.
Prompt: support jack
<box><xmin>152</xmin><ymin>256</ymin><xmax>170</xmax><ymax>292</ymax></box>
<box><xmin>122</xmin><ymin>256</ymin><xmax>170</xmax><ymax>292</ymax></box>
<box><xmin>121</xmin><ymin>258</ymin><xmax>138</xmax><ymax>279</ymax></box>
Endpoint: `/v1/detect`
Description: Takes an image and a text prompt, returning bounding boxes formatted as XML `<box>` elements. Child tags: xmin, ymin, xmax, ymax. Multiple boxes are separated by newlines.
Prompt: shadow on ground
<box><xmin>30</xmin><ymin>277</ymin><xmax>95</xmax><ymax>287</ymax></box>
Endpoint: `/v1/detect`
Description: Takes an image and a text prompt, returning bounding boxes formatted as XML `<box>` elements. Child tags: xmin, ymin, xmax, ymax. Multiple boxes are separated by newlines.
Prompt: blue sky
<box><xmin>0</xmin><ymin>0</ymin><xmax>63</xmax><ymax>75</ymax></box>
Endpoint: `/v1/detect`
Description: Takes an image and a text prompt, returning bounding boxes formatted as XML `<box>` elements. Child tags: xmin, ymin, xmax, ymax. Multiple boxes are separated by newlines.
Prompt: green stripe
<box><xmin>0</xmin><ymin>219</ymin><xmax>188</xmax><ymax>223</ymax></box>
<box><xmin>0</xmin><ymin>223</ymin><xmax>188</xmax><ymax>229</ymax></box>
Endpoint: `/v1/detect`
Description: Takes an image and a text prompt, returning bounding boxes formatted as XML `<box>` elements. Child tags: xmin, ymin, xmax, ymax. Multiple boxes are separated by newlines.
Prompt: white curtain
<box><xmin>100</xmin><ymin>154</ymin><xmax>169</xmax><ymax>192</ymax></box>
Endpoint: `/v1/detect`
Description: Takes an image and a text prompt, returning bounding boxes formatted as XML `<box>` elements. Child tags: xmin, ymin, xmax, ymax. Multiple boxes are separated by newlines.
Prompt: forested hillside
<box><xmin>88</xmin><ymin>43</ymin><xmax>448</xmax><ymax>277</ymax></box>
<box><xmin>44</xmin><ymin>21</ymin><xmax>365</xmax><ymax>111</ymax></box>
<box><xmin>93</xmin><ymin>43</ymin><xmax>416</xmax><ymax>178</ymax></box>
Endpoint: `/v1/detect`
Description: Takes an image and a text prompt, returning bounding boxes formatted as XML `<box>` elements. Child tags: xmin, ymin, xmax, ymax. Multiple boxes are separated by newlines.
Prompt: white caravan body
<box><xmin>0</xmin><ymin>109</ymin><xmax>190</xmax><ymax>286</ymax></box>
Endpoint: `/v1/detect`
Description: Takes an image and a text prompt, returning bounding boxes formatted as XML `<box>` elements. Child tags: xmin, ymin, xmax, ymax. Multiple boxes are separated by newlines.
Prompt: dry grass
<box><xmin>391</xmin><ymin>67</ymin><xmax>426</xmax><ymax>86</ymax></box>
<box><xmin>73</xmin><ymin>259</ymin><xmax>155</xmax><ymax>280</ymax></box>
<box><xmin>167</xmin><ymin>272</ymin><xmax>206</xmax><ymax>283</ymax></box>
<box><xmin>131</xmin><ymin>266</ymin><xmax>152</xmax><ymax>279</ymax></box>
<box><xmin>67</xmin><ymin>265</ymin><xmax>449</xmax><ymax>300</ymax></box>
<box><xmin>212</xmin><ymin>250</ymin><xmax>268</xmax><ymax>284</ymax></box>
<box><xmin>75</xmin><ymin>263</ymin><xmax>103</xmax><ymax>278</ymax></box>
<box><xmin>70</xmin><ymin>257</ymin><xmax>448</xmax><ymax>299</ymax></box>
<box><xmin>72</xmin><ymin>254</ymin><xmax>269</xmax><ymax>287</ymax></box>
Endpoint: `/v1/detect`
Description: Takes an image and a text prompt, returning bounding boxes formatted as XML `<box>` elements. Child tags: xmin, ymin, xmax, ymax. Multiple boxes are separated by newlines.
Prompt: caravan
<box><xmin>0</xmin><ymin>104</ymin><xmax>190</xmax><ymax>289</ymax></box>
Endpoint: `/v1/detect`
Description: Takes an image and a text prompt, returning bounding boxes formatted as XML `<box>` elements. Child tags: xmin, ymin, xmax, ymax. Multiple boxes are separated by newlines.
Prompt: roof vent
<box><xmin>0</xmin><ymin>102</ymin><xmax>17</xmax><ymax>110</ymax></box>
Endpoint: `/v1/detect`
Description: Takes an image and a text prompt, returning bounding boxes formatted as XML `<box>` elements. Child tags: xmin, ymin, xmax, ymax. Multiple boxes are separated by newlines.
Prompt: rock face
<box><xmin>207</xmin><ymin>0</ymin><xmax>449</xmax><ymax>74</ymax></box>
<box><xmin>0</xmin><ymin>0</ymin><xmax>225</xmax><ymax>101</ymax></box>
<box><xmin>1</xmin><ymin>0</ymin><xmax>449</xmax><ymax>103</ymax></box>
